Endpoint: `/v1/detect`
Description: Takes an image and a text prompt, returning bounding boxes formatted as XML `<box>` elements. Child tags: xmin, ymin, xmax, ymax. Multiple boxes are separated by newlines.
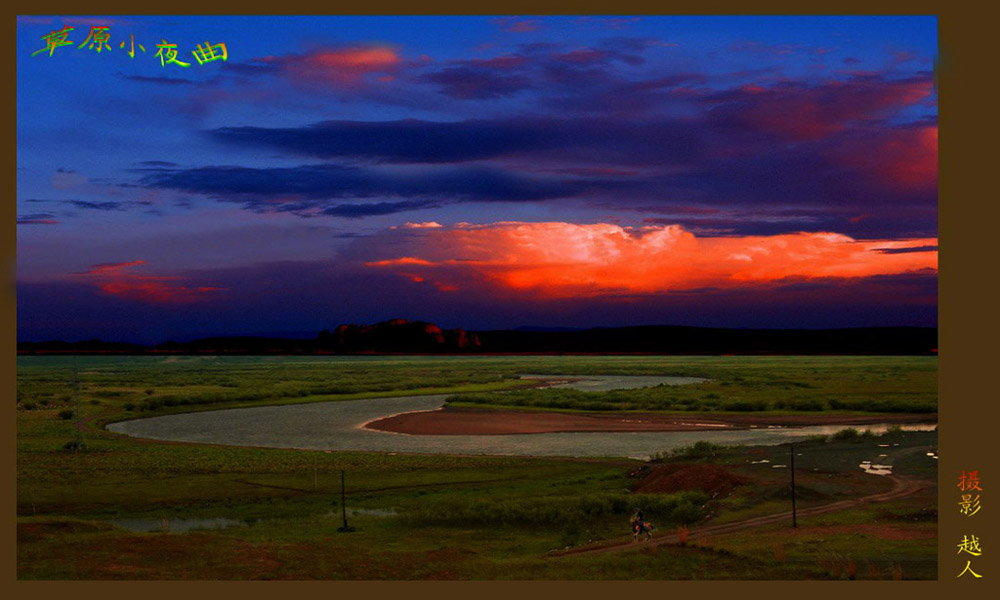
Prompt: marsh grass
<box><xmin>446</xmin><ymin>356</ymin><xmax>937</xmax><ymax>414</ymax></box>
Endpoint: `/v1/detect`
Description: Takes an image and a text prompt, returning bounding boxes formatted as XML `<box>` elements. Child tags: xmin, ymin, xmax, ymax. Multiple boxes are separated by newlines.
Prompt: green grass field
<box><xmin>16</xmin><ymin>355</ymin><xmax>937</xmax><ymax>580</ymax></box>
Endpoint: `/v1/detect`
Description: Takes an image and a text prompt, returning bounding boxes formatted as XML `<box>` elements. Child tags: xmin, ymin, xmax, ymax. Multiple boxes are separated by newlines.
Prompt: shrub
<box><xmin>22</xmin><ymin>402</ymin><xmax>37</xmax><ymax>411</ymax></box>
<box><xmin>832</xmin><ymin>427</ymin><xmax>860</xmax><ymax>440</ymax></box>
<box><xmin>669</xmin><ymin>440</ymin><xmax>729</xmax><ymax>460</ymax></box>
<box><xmin>62</xmin><ymin>440</ymin><xmax>86</xmax><ymax>452</ymax></box>
<box><xmin>725</xmin><ymin>400</ymin><xmax>768</xmax><ymax>412</ymax></box>
<box><xmin>789</xmin><ymin>399</ymin><xmax>826</xmax><ymax>411</ymax></box>
<box><xmin>58</xmin><ymin>410</ymin><xmax>75</xmax><ymax>420</ymax></box>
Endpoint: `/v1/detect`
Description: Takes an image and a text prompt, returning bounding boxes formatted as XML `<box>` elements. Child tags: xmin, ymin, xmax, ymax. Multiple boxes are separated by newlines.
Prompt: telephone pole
<box><xmin>337</xmin><ymin>469</ymin><xmax>354</xmax><ymax>532</ymax></box>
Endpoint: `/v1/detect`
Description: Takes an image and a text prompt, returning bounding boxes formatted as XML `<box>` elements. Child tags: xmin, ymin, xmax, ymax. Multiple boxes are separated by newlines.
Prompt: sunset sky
<box><xmin>16</xmin><ymin>15</ymin><xmax>938</xmax><ymax>343</ymax></box>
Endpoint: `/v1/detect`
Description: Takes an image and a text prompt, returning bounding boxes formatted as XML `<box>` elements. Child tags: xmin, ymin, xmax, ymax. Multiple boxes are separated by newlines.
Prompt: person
<box><xmin>631</xmin><ymin>508</ymin><xmax>645</xmax><ymax>541</ymax></box>
<box><xmin>631</xmin><ymin>508</ymin><xmax>652</xmax><ymax>542</ymax></box>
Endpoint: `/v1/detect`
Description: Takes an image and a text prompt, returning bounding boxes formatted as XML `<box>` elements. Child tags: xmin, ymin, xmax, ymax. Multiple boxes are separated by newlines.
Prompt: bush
<box><xmin>831</xmin><ymin>427</ymin><xmax>860</xmax><ymax>440</ymax></box>
<box><xmin>62</xmin><ymin>440</ymin><xmax>86</xmax><ymax>452</ymax></box>
<box><xmin>22</xmin><ymin>402</ymin><xmax>37</xmax><ymax>411</ymax></box>
<box><xmin>58</xmin><ymin>410</ymin><xmax>75</xmax><ymax>420</ymax></box>
<box><xmin>665</xmin><ymin>441</ymin><xmax>730</xmax><ymax>460</ymax></box>
<box><xmin>725</xmin><ymin>400</ymin><xmax>768</xmax><ymax>412</ymax></box>
<box><xmin>789</xmin><ymin>399</ymin><xmax>826</xmax><ymax>411</ymax></box>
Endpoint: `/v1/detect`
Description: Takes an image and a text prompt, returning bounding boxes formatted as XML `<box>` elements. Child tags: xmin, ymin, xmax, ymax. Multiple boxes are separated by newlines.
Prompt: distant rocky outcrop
<box><xmin>317</xmin><ymin>319</ymin><xmax>481</xmax><ymax>353</ymax></box>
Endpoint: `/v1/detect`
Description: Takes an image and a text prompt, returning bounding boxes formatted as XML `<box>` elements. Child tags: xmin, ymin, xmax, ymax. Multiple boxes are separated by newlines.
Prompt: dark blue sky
<box><xmin>17</xmin><ymin>15</ymin><xmax>937</xmax><ymax>343</ymax></box>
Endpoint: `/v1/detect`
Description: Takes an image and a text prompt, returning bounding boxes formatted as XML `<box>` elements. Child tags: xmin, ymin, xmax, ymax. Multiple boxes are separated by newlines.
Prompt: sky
<box><xmin>16</xmin><ymin>15</ymin><xmax>938</xmax><ymax>343</ymax></box>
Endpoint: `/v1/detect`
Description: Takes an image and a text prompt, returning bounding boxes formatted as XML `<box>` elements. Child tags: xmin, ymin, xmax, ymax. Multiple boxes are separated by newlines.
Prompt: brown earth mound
<box><xmin>632</xmin><ymin>464</ymin><xmax>749</xmax><ymax>498</ymax></box>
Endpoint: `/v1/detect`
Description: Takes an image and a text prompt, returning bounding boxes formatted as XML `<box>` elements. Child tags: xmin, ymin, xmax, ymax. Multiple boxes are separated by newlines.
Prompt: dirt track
<box><xmin>549</xmin><ymin>474</ymin><xmax>931</xmax><ymax>557</ymax></box>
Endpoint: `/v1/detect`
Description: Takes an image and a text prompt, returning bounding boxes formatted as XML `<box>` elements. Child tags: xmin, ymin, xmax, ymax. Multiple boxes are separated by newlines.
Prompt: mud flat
<box><xmin>365</xmin><ymin>407</ymin><xmax>937</xmax><ymax>436</ymax></box>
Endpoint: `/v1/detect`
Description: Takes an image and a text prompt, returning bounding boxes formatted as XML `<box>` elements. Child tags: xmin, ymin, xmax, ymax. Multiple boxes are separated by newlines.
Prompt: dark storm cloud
<box><xmin>321</xmin><ymin>200</ymin><xmax>440</xmax><ymax>218</ymax></box>
<box><xmin>161</xmin><ymin>70</ymin><xmax>933</xmax><ymax>236</ymax></box>
<box><xmin>139</xmin><ymin>163</ymin><xmax>588</xmax><ymax>212</ymax></box>
<box><xmin>122</xmin><ymin>74</ymin><xmax>196</xmax><ymax>86</ymax></box>
<box><xmin>209</xmin><ymin>118</ymin><xmax>701</xmax><ymax>165</ymax></box>
<box><xmin>17</xmin><ymin>213</ymin><xmax>59</xmax><ymax>225</ymax></box>
<box><xmin>136</xmin><ymin>160</ymin><xmax>180</xmax><ymax>167</ymax></box>
<box><xmin>64</xmin><ymin>200</ymin><xmax>128</xmax><ymax>211</ymax></box>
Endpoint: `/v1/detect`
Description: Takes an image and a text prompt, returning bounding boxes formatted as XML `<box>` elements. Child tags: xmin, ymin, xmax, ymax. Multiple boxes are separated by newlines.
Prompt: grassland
<box><xmin>16</xmin><ymin>355</ymin><xmax>937</xmax><ymax>579</ymax></box>
<box><xmin>447</xmin><ymin>355</ymin><xmax>937</xmax><ymax>413</ymax></box>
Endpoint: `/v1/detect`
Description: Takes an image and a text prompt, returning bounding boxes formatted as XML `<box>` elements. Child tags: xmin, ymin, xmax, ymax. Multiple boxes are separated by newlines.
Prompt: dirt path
<box><xmin>549</xmin><ymin>474</ymin><xmax>931</xmax><ymax>558</ymax></box>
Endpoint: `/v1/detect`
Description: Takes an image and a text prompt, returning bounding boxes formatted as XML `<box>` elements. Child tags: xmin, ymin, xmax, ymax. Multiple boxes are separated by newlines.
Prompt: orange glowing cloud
<box><xmin>78</xmin><ymin>260</ymin><xmax>225</xmax><ymax>304</ymax></box>
<box><xmin>365</xmin><ymin>222</ymin><xmax>937</xmax><ymax>298</ymax></box>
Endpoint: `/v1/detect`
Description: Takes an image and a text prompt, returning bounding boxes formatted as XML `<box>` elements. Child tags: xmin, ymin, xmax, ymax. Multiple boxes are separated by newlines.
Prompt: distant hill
<box><xmin>18</xmin><ymin>320</ymin><xmax>937</xmax><ymax>355</ymax></box>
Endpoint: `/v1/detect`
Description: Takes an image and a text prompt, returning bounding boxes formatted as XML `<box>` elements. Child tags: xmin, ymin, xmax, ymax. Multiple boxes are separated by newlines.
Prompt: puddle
<box><xmin>750</xmin><ymin>459</ymin><xmax>770</xmax><ymax>464</ymax></box>
<box><xmin>110</xmin><ymin>517</ymin><xmax>244</xmax><ymax>533</ymax></box>
<box><xmin>771</xmin><ymin>464</ymin><xmax>787</xmax><ymax>469</ymax></box>
<box><xmin>859</xmin><ymin>460</ymin><xmax>894</xmax><ymax>476</ymax></box>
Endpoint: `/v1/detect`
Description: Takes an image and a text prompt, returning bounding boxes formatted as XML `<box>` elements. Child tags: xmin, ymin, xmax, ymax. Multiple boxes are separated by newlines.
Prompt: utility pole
<box><xmin>337</xmin><ymin>469</ymin><xmax>354</xmax><ymax>532</ymax></box>
<box><xmin>790</xmin><ymin>443</ymin><xmax>797</xmax><ymax>528</ymax></box>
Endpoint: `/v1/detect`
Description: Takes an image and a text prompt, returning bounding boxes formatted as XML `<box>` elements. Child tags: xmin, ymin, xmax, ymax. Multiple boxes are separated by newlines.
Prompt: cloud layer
<box><xmin>77</xmin><ymin>260</ymin><xmax>226</xmax><ymax>304</ymax></box>
<box><xmin>362</xmin><ymin>222</ymin><xmax>938</xmax><ymax>298</ymax></box>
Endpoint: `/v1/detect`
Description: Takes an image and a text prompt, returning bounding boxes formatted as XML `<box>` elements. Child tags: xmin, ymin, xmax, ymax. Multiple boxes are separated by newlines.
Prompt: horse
<box><xmin>632</xmin><ymin>519</ymin><xmax>654</xmax><ymax>542</ymax></box>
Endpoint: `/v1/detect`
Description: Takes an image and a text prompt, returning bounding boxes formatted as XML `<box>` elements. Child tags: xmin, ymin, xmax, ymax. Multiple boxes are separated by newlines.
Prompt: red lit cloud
<box><xmin>364</xmin><ymin>222</ymin><xmax>937</xmax><ymax>298</ymax></box>
<box><xmin>828</xmin><ymin>125</ymin><xmax>937</xmax><ymax>191</ymax></box>
<box><xmin>77</xmin><ymin>260</ymin><xmax>226</xmax><ymax>304</ymax></box>
<box><xmin>713</xmin><ymin>75</ymin><xmax>934</xmax><ymax>141</ymax></box>
<box><xmin>258</xmin><ymin>46</ymin><xmax>402</xmax><ymax>86</ymax></box>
